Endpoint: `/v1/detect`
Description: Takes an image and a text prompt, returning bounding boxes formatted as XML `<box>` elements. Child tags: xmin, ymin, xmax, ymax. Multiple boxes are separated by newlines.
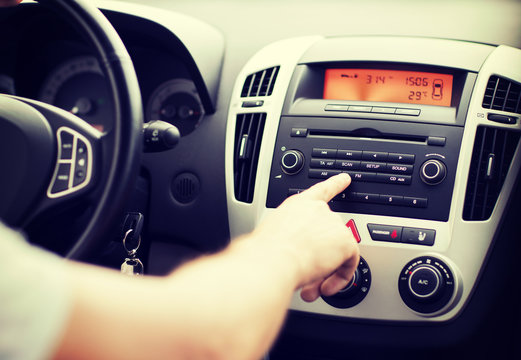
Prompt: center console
<box><xmin>226</xmin><ymin>36</ymin><xmax>521</xmax><ymax>321</ymax></box>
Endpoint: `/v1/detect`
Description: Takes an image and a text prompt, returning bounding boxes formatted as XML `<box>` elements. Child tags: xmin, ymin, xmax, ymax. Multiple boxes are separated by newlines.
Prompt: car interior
<box><xmin>1</xmin><ymin>0</ymin><xmax>520</xmax><ymax>359</ymax></box>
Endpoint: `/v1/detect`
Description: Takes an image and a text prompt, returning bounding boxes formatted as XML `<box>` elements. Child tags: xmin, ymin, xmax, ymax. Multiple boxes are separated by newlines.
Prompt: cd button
<box><xmin>312</xmin><ymin>148</ymin><xmax>337</xmax><ymax>158</ymax></box>
<box><xmin>362</xmin><ymin>151</ymin><xmax>388</xmax><ymax>161</ymax></box>
<box><xmin>337</xmin><ymin>150</ymin><xmax>362</xmax><ymax>159</ymax></box>
<box><xmin>377</xmin><ymin>173</ymin><xmax>412</xmax><ymax>185</ymax></box>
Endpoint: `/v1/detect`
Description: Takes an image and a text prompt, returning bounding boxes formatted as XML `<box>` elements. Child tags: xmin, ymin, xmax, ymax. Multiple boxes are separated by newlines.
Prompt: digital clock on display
<box><xmin>324</xmin><ymin>69</ymin><xmax>453</xmax><ymax>107</ymax></box>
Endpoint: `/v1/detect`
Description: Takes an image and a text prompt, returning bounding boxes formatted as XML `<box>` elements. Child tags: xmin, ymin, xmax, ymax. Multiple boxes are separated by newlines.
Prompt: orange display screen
<box><xmin>324</xmin><ymin>69</ymin><xmax>453</xmax><ymax>107</ymax></box>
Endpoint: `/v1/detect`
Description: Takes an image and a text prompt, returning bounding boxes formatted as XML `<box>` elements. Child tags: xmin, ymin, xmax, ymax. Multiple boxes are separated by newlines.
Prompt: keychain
<box><xmin>121</xmin><ymin>229</ymin><xmax>144</xmax><ymax>276</ymax></box>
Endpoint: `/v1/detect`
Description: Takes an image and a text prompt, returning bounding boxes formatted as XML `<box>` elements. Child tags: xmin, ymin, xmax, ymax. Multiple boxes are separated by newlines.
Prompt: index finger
<box><xmin>299</xmin><ymin>173</ymin><xmax>351</xmax><ymax>202</ymax></box>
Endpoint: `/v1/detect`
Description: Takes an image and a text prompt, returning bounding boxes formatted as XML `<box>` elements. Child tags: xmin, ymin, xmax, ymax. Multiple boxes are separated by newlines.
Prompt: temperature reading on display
<box><xmin>324</xmin><ymin>69</ymin><xmax>453</xmax><ymax>106</ymax></box>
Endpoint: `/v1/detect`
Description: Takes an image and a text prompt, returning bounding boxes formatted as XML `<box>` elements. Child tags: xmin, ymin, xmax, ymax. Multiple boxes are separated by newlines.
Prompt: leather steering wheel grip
<box><xmin>38</xmin><ymin>0</ymin><xmax>143</xmax><ymax>260</ymax></box>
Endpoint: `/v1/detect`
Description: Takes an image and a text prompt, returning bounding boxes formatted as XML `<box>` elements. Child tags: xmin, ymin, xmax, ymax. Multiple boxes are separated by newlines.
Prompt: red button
<box><xmin>346</xmin><ymin>219</ymin><xmax>361</xmax><ymax>243</ymax></box>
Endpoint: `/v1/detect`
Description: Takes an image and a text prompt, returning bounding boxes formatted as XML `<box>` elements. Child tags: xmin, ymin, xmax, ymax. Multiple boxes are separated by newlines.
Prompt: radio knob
<box><xmin>281</xmin><ymin>150</ymin><xmax>304</xmax><ymax>175</ymax></box>
<box><xmin>420</xmin><ymin>159</ymin><xmax>446</xmax><ymax>185</ymax></box>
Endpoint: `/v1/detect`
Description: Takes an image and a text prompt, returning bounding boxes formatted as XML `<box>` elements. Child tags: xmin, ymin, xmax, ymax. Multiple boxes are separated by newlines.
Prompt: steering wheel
<box><xmin>0</xmin><ymin>0</ymin><xmax>143</xmax><ymax>260</ymax></box>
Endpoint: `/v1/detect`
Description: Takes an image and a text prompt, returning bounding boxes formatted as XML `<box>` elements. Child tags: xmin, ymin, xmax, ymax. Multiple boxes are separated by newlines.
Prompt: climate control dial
<box><xmin>399</xmin><ymin>256</ymin><xmax>455</xmax><ymax>314</ymax></box>
<box><xmin>322</xmin><ymin>256</ymin><xmax>371</xmax><ymax>309</ymax></box>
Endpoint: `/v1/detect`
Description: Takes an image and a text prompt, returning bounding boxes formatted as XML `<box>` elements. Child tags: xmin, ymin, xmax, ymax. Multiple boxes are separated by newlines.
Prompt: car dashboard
<box><xmin>1</xmin><ymin>0</ymin><xmax>520</xmax><ymax>358</ymax></box>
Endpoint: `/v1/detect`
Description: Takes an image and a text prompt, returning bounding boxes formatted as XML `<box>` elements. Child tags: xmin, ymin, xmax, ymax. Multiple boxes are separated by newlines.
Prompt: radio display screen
<box><xmin>324</xmin><ymin>69</ymin><xmax>453</xmax><ymax>107</ymax></box>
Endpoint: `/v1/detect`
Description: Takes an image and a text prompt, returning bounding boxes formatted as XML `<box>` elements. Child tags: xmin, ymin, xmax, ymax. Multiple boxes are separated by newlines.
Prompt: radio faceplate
<box><xmin>266</xmin><ymin>116</ymin><xmax>464</xmax><ymax>221</ymax></box>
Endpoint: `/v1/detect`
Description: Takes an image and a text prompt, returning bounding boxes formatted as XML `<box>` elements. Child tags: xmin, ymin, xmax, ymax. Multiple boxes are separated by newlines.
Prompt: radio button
<box><xmin>376</xmin><ymin>173</ymin><xmax>412</xmax><ymax>185</ymax></box>
<box><xmin>371</xmin><ymin>107</ymin><xmax>396</xmax><ymax>114</ymax></box>
<box><xmin>395</xmin><ymin>108</ymin><xmax>421</xmax><ymax>116</ymax></box>
<box><xmin>325</xmin><ymin>104</ymin><xmax>349</xmax><ymax>112</ymax></box>
<box><xmin>388</xmin><ymin>153</ymin><xmax>415</xmax><ymax>164</ymax></box>
<box><xmin>337</xmin><ymin>150</ymin><xmax>362</xmax><ymax>160</ymax></box>
<box><xmin>386</xmin><ymin>163</ymin><xmax>413</xmax><ymax>174</ymax></box>
<box><xmin>345</xmin><ymin>171</ymin><xmax>377</xmax><ymax>182</ymax></box>
<box><xmin>310</xmin><ymin>159</ymin><xmax>336</xmax><ymax>168</ymax></box>
<box><xmin>312</xmin><ymin>148</ymin><xmax>337</xmax><ymax>158</ymax></box>
<box><xmin>404</xmin><ymin>197</ymin><xmax>428</xmax><ymax>208</ymax></box>
<box><xmin>355</xmin><ymin>193</ymin><xmax>379</xmax><ymax>203</ymax></box>
<box><xmin>348</xmin><ymin>105</ymin><xmax>372</xmax><ymax>113</ymax></box>
<box><xmin>361</xmin><ymin>161</ymin><xmax>386</xmax><ymax>172</ymax></box>
<box><xmin>378</xmin><ymin>194</ymin><xmax>405</xmax><ymax>205</ymax></box>
<box><xmin>335</xmin><ymin>160</ymin><xmax>360</xmax><ymax>170</ymax></box>
<box><xmin>362</xmin><ymin>151</ymin><xmax>388</xmax><ymax>161</ymax></box>
<box><xmin>309</xmin><ymin>169</ymin><xmax>341</xmax><ymax>179</ymax></box>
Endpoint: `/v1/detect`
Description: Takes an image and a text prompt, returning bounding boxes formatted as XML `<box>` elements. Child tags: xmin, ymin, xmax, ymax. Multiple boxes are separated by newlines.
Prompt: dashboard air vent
<box><xmin>241</xmin><ymin>66</ymin><xmax>280</xmax><ymax>97</ymax></box>
<box><xmin>463</xmin><ymin>126</ymin><xmax>520</xmax><ymax>221</ymax></box>
<box><xmin>234</xmin><ymin>113</ymin><xmax>266</xmax><ymax>203</ymax></box>
<box><xmin>482</xmin><ymin>75</ymin><xmax>521</xmax><ymax>114</ymax></box>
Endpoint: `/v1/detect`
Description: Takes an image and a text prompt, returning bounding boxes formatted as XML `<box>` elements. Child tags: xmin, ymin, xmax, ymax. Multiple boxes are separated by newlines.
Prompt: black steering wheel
<box><xmin>0</xmin><ymin>0</ymin><xmax>143</xmax><ymax>260</ymax></box>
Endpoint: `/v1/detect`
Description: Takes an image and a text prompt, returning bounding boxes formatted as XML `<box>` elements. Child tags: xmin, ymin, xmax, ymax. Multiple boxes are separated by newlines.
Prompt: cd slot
<box><xmin>308</xmin><ymin>128</ymin><xmax>428</xmax><ymax>144</ymax></box>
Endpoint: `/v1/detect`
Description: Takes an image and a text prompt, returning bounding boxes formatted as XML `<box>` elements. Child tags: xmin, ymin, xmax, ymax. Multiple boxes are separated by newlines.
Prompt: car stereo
<box><xmin>266</xmin><ymin>63</ymin><xmax>476</xmax><ymax>221</ymax></box>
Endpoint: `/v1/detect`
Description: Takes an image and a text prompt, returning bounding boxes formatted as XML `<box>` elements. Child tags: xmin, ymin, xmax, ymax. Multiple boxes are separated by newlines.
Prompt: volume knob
<box><xmin>420</xmin><ymin>159</ymin><xmax>446</xmax><ymax>185</ymax></box>
<box><xmin>281</xmin><ymin>150</ymin><xmax>304</xmax><ymax>175</ymax></box>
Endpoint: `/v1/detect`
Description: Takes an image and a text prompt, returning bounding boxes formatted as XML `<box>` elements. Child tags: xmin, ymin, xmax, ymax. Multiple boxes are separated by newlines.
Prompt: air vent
<box><xmin>241</xmin><ymin>66</ymin><xmax>280</xmax><ymax>97</ymax></box>
<box><xmin>463</xmin><ymin>126</ymin><xmax>520</xmax><ymax>220</ymax></box>
<box><xmin>482</xmin><ymin>75</ymin><xmax>521</xmax><ymax>114</ymax></box>
<box><xmin>234</xmin><ymin>113</ymin><xmax>266</xmax><ymax>203</ymax></box>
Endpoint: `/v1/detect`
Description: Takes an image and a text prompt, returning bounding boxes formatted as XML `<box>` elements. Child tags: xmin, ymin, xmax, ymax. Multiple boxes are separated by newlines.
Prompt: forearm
<box><xmin>55</xmin><ymin>234</ymin><xmax>301</xmax><ymax>360</ymax></box>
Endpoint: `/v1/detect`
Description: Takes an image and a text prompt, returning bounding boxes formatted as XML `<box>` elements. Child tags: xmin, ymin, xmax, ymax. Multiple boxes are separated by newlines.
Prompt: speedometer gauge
<box><xmin>39</xmin><ymin>56</ymin><xmax>113</xmax><ymax>132</ymax></box>
<box><xmin>146</xmin><ymin>79</ymin><xmax>203</xmax><ymax>136</ymax></box>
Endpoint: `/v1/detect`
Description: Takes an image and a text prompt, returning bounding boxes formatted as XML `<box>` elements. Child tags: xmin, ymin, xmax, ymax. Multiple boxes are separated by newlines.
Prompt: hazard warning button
<box><xmin>367</xmin><ymin>224</ymin><xmax>403</xmax><ymax>242</ymax></box>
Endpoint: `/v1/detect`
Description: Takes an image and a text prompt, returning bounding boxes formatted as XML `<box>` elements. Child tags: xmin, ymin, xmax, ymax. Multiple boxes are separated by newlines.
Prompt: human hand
<box><xmin>252</xmin><ymin>173</ymin><xmax>360</xmax><ymax>302</ymax></box>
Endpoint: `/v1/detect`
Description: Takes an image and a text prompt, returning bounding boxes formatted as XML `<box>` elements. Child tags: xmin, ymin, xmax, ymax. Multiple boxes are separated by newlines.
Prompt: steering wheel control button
<box><xmin>59</xmin><ymin>131</ymin><xmax>74</xmax><ymax>160</ymax></box>
<box><xmin>322</xmin><ymin>257</ymin><xmax>371</xmax><ymax>309</ymax></box>
<box><xmin>281</xmin><ymin>150</ymin><xmax>304</xmax><ymax>175</ymax></box>
<box><xmin>51</xmin><ymin>163</ymin><xmax>72</xmax><ymax>193</ymax></box>
<box><xmin>399</xmin><ymin>256</ymin><xmax>456</xmax><ymax>314</ymax></box>
<box><xmin>48</xmin><ymin>127</ymin><xmax>93</xmax><ymax>198</ymax></box>
<box><xmin>367</xmin><ymin>224</ymin><xmax>403</xmax><ymax>242</ymax></box>
<box><xmin>408</xmin><ymin>266</ymin><xmax>442</xmax><ymax>298</ymax></box>
<box><xmin>346</xmin><ymin>219</ymin><xmax>361</xmax><ymax>243</ymax></box>
<box><xmin>420</xmin><ymin>159</ymin><xmax>446</xmax><ymax>185</ymax></box>
<box><xmin>402</xmin><ymin>227</ymin><xmax>435</xmax><ymax>246</ymax></box>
